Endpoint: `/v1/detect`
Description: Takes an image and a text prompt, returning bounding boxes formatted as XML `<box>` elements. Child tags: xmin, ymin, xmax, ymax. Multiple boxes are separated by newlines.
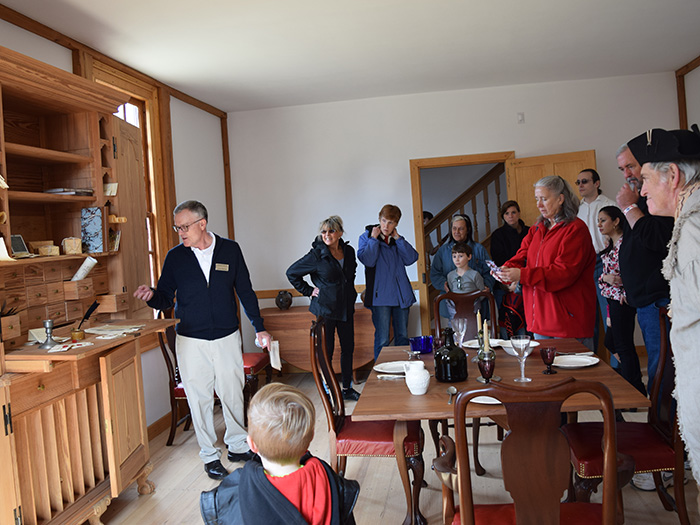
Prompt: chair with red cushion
<box><xmin>432</xmin><ymin>290</ymin><xmax>503</xmax><ymax>475</ymax></box>
<box><xmin>432</xmin><ymin>377</ymin><xmax>618</xmax><ymax>525</ymax></box>
<box><xmin>310</xmin><ymin>318</ymin><xmax>426</xmax><ymax>525</ymax></box>
<box><xmin>563</xmin><ymin>307</ymin><xmax>690</xmax><ymax>524</ymax></box>
<box><xmin>242</xmin><ymin>350</ymin><xmax>272</xmax><ymax>426</ymax></box>
<box><xmin>158</xmin><ymin>315</ymin><xmax>192</xmax><ymax>446</ymax></box>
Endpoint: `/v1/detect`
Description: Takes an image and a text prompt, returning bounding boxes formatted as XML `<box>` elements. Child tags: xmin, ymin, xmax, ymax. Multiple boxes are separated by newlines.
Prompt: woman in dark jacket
<box><xmin>286</xmin><ymin>215</ymin><xmax>360</xmax><ymax>400</ymax></box>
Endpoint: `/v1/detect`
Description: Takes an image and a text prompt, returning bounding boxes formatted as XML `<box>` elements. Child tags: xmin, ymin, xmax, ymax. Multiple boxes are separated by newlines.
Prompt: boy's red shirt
<box><xmin>266</xmin><ymin>457</ymin><xmax>332</xmax><ymax>525</ymax></box>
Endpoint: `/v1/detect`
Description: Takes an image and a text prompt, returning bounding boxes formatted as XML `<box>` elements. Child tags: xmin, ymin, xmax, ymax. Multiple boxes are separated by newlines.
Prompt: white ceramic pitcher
<box><xmin>404</xmin><ymin>361</ymin><xmax>430</xmax><ymax>395</ymax></box>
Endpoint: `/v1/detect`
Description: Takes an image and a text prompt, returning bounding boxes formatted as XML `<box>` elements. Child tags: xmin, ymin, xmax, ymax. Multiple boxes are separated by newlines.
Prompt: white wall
<box><xmin>229</xmin><ymin>73</ymin><xmax>678</xmax><ymax>291</ymax></box>
<box><xmin>0</xmin><ymin>19</ymin><xmax>72</xmax><ymax>71</ymax></box>
<box><xmin>686</xmin><ymin>67</ymin><xmax>700</xmax><ymax>128</ymax></box>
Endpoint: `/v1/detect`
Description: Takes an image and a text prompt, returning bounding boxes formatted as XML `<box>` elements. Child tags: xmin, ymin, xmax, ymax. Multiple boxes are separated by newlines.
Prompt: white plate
<box><xmin>463</xmin><ymin>339</ymin><xmax>507</xmax><ymax>349</ymax></box>
<box><xmin>470</xmin><ymin>395</ymin><xmax>501</xmax><ymax>405</ymax></box>
<box><xmin>552</xmin><ymin>355</ymin><xmax>600</xmax><ymax>369</ymax></box>
<box><xmin>373</xmin><ymin>361</ymin><xmax>410</xmax><ymax>374</ymax></box>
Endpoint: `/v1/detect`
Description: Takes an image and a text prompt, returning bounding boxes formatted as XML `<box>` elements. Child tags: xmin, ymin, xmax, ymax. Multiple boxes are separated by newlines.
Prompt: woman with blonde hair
<box><xmin>287</xmin><ymin>215</ymin><xmax>360</xmax><ymax>400</ymax></box>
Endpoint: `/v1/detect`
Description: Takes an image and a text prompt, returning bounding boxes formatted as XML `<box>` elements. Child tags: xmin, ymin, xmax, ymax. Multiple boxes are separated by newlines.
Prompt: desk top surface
<box><xmin>351</xmin><ymin>340</ymin><xmax>650</xmax><ymax>421</ymax></box>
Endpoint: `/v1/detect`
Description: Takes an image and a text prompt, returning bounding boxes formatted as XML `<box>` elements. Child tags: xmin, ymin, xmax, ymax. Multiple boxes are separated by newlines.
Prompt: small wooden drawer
<box><xmin>96</xmin><ymin>293</ymin><xmax>129</xmax><ymax>313</ymax></box>
<box><xmin>1</xmin><ymin>267</ymin><xmax>25</xmax><ymax>289</ymax></box>
<box><xmin>1</xmin><ymin>313</ymin><xmax>22</xmax><ymax>339</ymax></box>
<box><xmin>3</xmin><ymin>287</ymin><xmax>27</xmax><ymax>312</ymax></box>
<box><xmin>63</xmin><ymin>278</ymin><xmax>94</xmax><ymax>300</ymax></box>
<box><xmin>65</xmin><ymin>300</ymin><xmax>84</xmax><ymax>322</ymax></box>
<box><xmin>10</xmin><ymin>362</ymin><xmax>74</xmax><ymax>415</ymax></box>
<box><xmin>26</xmin><ymin>284</ymin><xmax>49</xmax><ymax>307</ymax></box>
<box><xmin>92</xmin><ymin>268</ymin><xmax>110</xmax><ymax>295</ymax></box>
<box><xmin>43</xmin><ymin>261</ymin><xmax>63</xmax><ymax>282</ymax></box>
<box><xmin>47</xmin><ymin>303</ymin><xmax>67</xmax><ymax>324</ymax></box>
<box><xmin>26</xmin><ymin>306</ymin><xmax>48</xmax><ymax>330</ymax></box>
<box><xmin>24</xmin><ymin>264</ymin><xmax>44</xmax><ymax>284</ymax></box>
<box><xmin>46</xmin><ymin>282</ymin><xmax>65</xmax><ymax>304</ymax></box>
<box><xmin>61</xmin><ymin>259</ymin><xmax>82</xmax><ymax>281</ymax></box>
<box><xmin>3</xmin><ymin>334</ymin><xmax>28</xmax><ymax>351</ymax></box>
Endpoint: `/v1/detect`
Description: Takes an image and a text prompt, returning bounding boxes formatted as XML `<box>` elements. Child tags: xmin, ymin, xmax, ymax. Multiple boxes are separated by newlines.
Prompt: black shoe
<box><xmin>227</xmin><ymin>449</ymin><xmax>254</xmax><ymax>463</ymax></box>
<box><xmin>204</xmin><ymin>460</ymin><xmax>228</xmax><ymax>480</ymax></box>
<box><xmin>342</xmin><ymin>388</ymin><xmax>361</xmax><ymax>401</ymax></box>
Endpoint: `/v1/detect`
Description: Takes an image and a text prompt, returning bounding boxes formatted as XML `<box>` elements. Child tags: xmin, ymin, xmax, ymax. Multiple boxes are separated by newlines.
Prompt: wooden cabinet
<box><xmin>0</xmin><ymin>319</ymin><xmax>174</xmax><ymax>524</ymax></box>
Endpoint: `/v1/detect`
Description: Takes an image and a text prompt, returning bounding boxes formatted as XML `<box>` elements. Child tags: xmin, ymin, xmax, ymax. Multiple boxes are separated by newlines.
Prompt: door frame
<box><xmin>410</xmin><ymin>151</ymin><xmax>515</xmax><ymax>335</ymax></box>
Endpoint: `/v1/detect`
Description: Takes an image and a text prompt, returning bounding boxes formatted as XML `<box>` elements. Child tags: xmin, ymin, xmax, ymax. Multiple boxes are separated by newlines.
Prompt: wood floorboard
<box><xmin>98</xmin><ymin>372</ymin><xmax>698</xmax><ymax>524</ymax></box>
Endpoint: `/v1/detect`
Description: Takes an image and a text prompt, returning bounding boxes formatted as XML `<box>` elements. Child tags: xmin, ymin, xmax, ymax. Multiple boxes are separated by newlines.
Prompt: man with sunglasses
<box><xmin>576</xmin><ymin>169</ymin><xmax>617</xmax><ymax>355</ymax></box>
<box><xmin>134</xmin><ymin>200</ymin><xmax>272</xmax><ymax>481</ymax></box>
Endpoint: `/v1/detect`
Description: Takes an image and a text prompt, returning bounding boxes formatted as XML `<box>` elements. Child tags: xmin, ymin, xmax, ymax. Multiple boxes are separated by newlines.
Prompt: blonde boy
<box><xmin>201</xmin><ymin>384</ymin><xmax>359</xmax><ymax>524</ymax></box>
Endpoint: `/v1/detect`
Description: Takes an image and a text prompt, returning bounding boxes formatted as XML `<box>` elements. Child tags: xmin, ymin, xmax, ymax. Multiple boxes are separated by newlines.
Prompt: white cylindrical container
<box><xmin>71</xmin><ymin>256</ymin><xmax>98</xmax><ymax>281</ymax></box>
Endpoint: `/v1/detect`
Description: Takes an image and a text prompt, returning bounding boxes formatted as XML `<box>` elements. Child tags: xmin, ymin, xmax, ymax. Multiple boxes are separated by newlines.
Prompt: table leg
<box><xmin>394</xmin><ymin>421</ymin><xmax>426</xmax><ymax>525</ymax></box>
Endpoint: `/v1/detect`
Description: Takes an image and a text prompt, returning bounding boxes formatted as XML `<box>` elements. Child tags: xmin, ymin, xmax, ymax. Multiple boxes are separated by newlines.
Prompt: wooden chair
<box><xmin>563</xmin><ymin>307</ymin><xmax>690</xmax><ymax>524</ymax></box>
<box><xmin>432</xmin><ymin>377</ymin><xmax>618</xmax><ymax>525</ymax></box>
<box><xmin>310</xmin><ymin>318</ymin><xmax>426</xmax><ymax>525</ymax></box>
<box><xmin>432</xmin><ymin>290</ymin><xmax>502</xmax><ymax>475</ymax></box>
<box><xmin>242</xmin><ymin>350</ymin><xmax>273</xmax><ymax>426</ymax></box>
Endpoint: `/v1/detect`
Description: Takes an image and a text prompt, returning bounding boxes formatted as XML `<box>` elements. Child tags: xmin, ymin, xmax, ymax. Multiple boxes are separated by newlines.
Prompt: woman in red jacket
<box><xmin>497</xmin><ymin>175</ymin><xmax>596</xmax><ymax>350</ymax></box>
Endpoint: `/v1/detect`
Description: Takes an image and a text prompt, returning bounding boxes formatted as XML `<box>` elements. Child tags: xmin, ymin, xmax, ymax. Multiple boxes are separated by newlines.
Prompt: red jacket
<box><xmin>503</xmin><ymin>218</ymin><xmax>595</xmax><ymax>338</ymax></box>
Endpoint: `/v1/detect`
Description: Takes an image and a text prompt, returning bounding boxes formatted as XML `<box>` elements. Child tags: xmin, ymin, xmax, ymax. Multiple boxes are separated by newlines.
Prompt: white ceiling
<box><xmin>2</xmin><ymin>0</ymin><xmax>700</xmax><ymax>112</ymax></box>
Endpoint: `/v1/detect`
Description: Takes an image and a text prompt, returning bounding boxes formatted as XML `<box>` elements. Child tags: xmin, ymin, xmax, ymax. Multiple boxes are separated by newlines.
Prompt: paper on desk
<box><xmin>85</xmin><ymin>324</ymin><xmax>145</xmax><ymax>336</ymax></box>
<box><xmin>270</xmin><ymin>340</ymin><xmax>281</xmax><ymax>370</ymax></box>
<box><xmin>28</xmin><ymin>328</ymin><xmax>69</xmax><ymax>343</ymax></box>
<box><xmin>0</xmin><ymin>238</ymin><xmax>14</xmax><ymax>262</ymax></box>
<box><xmin>48</xmin><ymin>342</ymin><xmax>94</xmax><ymax>353</ymax></box>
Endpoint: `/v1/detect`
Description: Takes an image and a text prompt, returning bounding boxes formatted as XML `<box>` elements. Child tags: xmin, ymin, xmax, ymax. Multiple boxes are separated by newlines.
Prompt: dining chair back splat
<box><xmin>563</xmin><ymin>307</ymin><xmax>690</xmax><ymax>524</ymax></box>
<box><xmin>431</xmin><ymin>290</ymin><xmax>500</xmax><ymax>476</ymax></box>
<box><xmin>310</xmin><ymin>317</ymin><xmax>426</xmax><ymax>525</ymax></box>
<box><xmin>434</xmin><ymin>290</ymin><xmax>498</xmax><ymax>340</ymax></box>
<box><xmin>433</xmin><ymin>377</ymin><xmax>618</xmax><ymax>525</ymax></box>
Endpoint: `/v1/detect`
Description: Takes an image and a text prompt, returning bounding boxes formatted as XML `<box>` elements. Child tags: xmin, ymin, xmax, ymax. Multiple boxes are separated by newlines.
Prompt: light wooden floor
<box><xmin>100</xmin><ymin>372</ymin><xmax>698</xmax><ymax>525</ymax></box>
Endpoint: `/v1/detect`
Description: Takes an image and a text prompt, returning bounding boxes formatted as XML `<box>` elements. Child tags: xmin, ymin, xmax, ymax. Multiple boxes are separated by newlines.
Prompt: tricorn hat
<box><xmin>627</xmin><ymin>124</ymin><xmax>700</xmax><ymax>165</ymax></box>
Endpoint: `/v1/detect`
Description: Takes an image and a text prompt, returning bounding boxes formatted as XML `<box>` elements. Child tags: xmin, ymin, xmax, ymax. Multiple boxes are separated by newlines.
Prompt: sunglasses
<box><xmin>575</xmin><ymin>178</ymin><xmax>591</xmax><ymax>185</ymax></box>
<box><xmin>320</xmin><ymin>229</ymin><xmax>337</xmax><ymax>234</ymax></box>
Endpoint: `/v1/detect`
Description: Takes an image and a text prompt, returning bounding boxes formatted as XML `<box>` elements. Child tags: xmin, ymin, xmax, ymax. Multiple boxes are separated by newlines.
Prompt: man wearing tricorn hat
<box><xmin>627</xmin><ymin>125</ymin><xmax>700</xmax><ymax>511</ymax></box>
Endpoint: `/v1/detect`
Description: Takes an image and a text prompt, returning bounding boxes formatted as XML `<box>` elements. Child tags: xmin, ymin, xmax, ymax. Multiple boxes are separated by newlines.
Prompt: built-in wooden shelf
<box><xmin>5</xmin><ymin>142</ymin><xmax>92</xmax><ymax>164</ymax></box>
<box><xmin>8</xmin><ymin>190</ymin><xmax>96</xmax><ymax>204</ymax></box>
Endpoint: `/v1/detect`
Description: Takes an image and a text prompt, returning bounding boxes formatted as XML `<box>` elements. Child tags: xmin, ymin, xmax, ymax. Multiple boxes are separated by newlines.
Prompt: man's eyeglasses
<box><xmin>575</xmin><ymin>178</ymin><xmax>591</xmax><ymax>185</ymax></box>
<box><xmin>173</xmin><ymin>218</ymin><xmax>204</xmax><ymax>233</ymax></box>
<box><xmin>320</xmin><ymin>229</ymin><xmax>337</xmax><ymax>234</ymax></box>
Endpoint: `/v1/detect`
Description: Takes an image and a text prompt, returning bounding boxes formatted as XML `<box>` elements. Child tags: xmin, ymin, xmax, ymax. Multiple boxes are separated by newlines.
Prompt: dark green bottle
<box><xmin>434</xmin><ymin>327</ymin><xmax>468</xmax><ymax>382</ymax></box>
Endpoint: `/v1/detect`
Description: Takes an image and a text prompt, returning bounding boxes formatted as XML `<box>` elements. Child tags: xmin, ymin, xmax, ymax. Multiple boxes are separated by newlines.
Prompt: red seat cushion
<box><xmin>337</xmin><ymin>419</ymin><xmax>422</xmax><ymax>458</ymax></box>
<box><xmin>243</xmin><ymin>352</ymin><xmax>270</xmax><ymax>375</ymax></box>
<box><xmin>173</xmin><ymin>382</ymin><xmax>187</xmax><ymax>399</ymax></box>
<box><xmin>452</xmin><ymin>503</ymin><xmax>602</xmax><ymax>524</ymax></box>
<box><xmin>564</xmin><ymin>422</ymin><xmax>674</xmax><ymax>477</ymax></box>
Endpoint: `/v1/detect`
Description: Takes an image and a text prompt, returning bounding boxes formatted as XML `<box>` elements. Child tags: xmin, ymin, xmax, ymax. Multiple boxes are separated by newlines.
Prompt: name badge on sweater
<box><xmin>215</xmin><ymin>263</ymin><xmax>229</xmax><ymax>272</ymax></box>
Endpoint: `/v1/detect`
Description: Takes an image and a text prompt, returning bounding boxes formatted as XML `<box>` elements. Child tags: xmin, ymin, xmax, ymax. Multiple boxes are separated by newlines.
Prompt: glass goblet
<box><xmin>451</xmin><ymin>317</ymin><xmax>468</xmax><ymax>348</ymax></box>
<box><xmin>511</xmin><ymin>335</ymin><xmax>533</xmax><ymax>383</ymax></box>
<box><xmin>540</xmin><ymin>346</ymin><xmax>557</xmax><ymax>374</ymax></box>
<box><xmin>477</xmin><ymin>357</ymin><xmax>495</xmax><ymax>383</ymax></box>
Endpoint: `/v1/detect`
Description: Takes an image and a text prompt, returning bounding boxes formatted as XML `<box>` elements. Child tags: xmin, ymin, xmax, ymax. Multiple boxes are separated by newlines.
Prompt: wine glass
<box><xmin>511</xmin><ymin>335</ymin><xmax>533</xmax><ymax>383</ymax></box>
<box><xmin>540</xmin><ymin>346</ymin><xmax>557</xmax><ymax>374</ymax></box>
<box><xmin>451</xmin><ymin>317</ymin><xmax>468</xmax><ymax>349</ymax></box>
<box><xmin>477</xmin><ymin>357</ymin><xmax>495</xmax><ymax>383</ymax></box>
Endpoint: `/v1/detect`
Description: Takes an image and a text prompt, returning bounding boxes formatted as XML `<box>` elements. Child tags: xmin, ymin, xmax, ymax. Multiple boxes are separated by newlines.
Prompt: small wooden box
<box><xmin>63</xmin><ymin>278</ymin><xmax>94</xmax><ymax>300</ymax></box>
<box><xmin>1</xmin><ymin>313</ymin><xmax>22</xmax><ymax>340</ymax></box>
<box><xmin>28</xmin><ymin>240</ymin><xmax>54</xmax><ymax>253</ymax></box>
<box><xmin>96</xmin><ymin>293</ymin><xmax>129</xmax><ymax>313</ymax></box>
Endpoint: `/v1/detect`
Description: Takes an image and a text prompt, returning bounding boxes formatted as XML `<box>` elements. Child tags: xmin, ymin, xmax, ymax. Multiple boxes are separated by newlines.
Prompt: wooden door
<box><xmin>0</xmin><ymin>382</ymin><xmax>22</xmax><ymax>525</ymax></box>
<box><xmin>100</xmin><ymin>338</ymin><xmax>149</xmax><ymax>498</ymax></box>
<box><xmin>111</xmin><ymin>117</ymin><xmax>152</xmax><ymax>319</ymax></box>
<box><xmin>505</xmin><ymin>150</ymin><xmax>596</xmax><ymax>226</ymax></box>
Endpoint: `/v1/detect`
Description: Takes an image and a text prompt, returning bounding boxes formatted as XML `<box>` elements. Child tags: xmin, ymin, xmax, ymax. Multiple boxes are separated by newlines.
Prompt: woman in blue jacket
<box><xmin>358</xmin><ymin>204</ymin><xmax>419</xmax><ymax>360</ymax></box>
<box><xmin>430</xmin><ymin>214</ymin><xmax>495</xmax><ymax>319</ymax></box>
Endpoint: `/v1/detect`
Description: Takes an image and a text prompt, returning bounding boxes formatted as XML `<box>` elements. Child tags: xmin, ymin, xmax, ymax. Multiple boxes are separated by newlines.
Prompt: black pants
<box><xmin>324</xmin><ymin>316</ymin><xmax>355</xmax><ymax>389</ymax></box>
<box><xmin>605</xmin><ymin>298</ymin><xmax>646</xmax><ymax>396</ymax></box>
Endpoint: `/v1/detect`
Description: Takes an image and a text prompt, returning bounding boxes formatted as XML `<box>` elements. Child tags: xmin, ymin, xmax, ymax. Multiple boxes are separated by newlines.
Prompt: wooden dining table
<box><xmin>351</xmin><ymin>339</ymin><xmax>651</xmax><ymax>525</ymax></box>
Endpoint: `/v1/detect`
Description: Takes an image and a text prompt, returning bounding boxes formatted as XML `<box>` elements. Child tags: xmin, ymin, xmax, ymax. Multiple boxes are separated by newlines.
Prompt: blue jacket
<box><xmin>147</xmin><ymin>234</ymin><xmax>265</xmax><ymax>340</ymax></box>
<box><xmin>430</xmin><ymin>238</ymin><xmax>495</xmax><ymax>318</ymax></box>
<box><xmin>357</xmin><ymin>225</ymin><xmax>418</xmax><ymax>309</ymax></box>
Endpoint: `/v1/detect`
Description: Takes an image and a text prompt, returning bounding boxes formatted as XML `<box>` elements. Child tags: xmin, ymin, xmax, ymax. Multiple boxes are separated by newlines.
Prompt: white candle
<box><xmin>483</xmin><ymin>320</ymin><xmax>489</xmax><ymax>350</ymax></box>
<box><xmin>477</xmin><ymin>310</ymin><xmax>482</xmax><ymax>330</ymax></box>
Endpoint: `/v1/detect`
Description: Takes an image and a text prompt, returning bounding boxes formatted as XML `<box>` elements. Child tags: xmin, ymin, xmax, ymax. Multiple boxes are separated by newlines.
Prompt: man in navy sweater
<box><xmin>134</xmin><ymin>200</ymin><xmax>272</xmax><ymax>480</ymax></box>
